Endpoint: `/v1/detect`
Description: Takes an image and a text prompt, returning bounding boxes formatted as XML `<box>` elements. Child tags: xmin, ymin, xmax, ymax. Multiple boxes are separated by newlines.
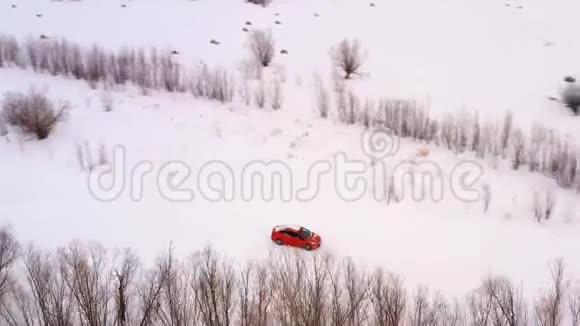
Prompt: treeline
<box><xmin>0</xmin><ymin>226</ymin><xmax>579</xmax><ymax>325</ymax></box>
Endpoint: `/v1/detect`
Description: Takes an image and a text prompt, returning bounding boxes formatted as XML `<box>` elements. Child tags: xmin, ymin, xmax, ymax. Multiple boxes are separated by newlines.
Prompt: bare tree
<box><xmin>369</xmin><ymin>269</ymin><xmax>406</xmax><ymax>326</ymax></box>
<box><xmin>511</xmin><ymin>129</ymin><xmax>526</xmax><ymax>170</ymax></box>
<box><xmin>331</xmin><ymin>38</ymin><xmax>366</xmax><ymax>79</ymax></box>
<box><xmin>58</xmin><ymin>242</ymin><xmax>112</xmax><ymax>326</ymax></box>
<box><xmin>570</xmin><ymin>292</ymin><xmax>580</xmax><ymax>326</ymax></box>
<box><xmin>193</xmin><ymin>246</ymin><xmax>236</xmax><ymax>326</ymax></box>
<box><xmin>408</xmin><ymin>286</ymin><xmax>450</xmax><ymax>326</ymax></box>
<box><xmin>534</xmin><ymin>259</ymin><xmax>568</xmax><ymax>326</ymax></box>
<box><xmin>157</xmin><ymin>243</ymin><xmax>197</xmax><ymax>326</ymax></box>
<box><xmin>249</xmin><ymin>30</ymin><xmax>275</xmax><ymax>67</ymax></box>
<box><xmin>328</xmin><ymin>257</ymin><xmax>370</xmax><ymax>326</ymax></box>
<box><xmin>0</xmin><ymin>226</ymin><xmax>19</xmax><ymax>304</ymax></box>
<box><xmin>112</xmin><ymin>249</ymin><xmax>139</xmax><ymax>326</ymax></box>
<box><xmin>238</xmin><ymin>260</ymin><xmax>272</xmax><ymax>326</ymax></box>
<box><xmin>1</xmin><ymin>88</ymin><xmax>69</xmax><ymax>140</ymax></box>
<box><xmin>483</xmin><ymin>276</ymin><xmax>528</xmax><ymax>326</ymax></box>
<box><xmin>24</xmin><ymin>245</ymin><xmax>74</xmax><ymax>326</ymax></box>
<box><xmin>136</xmin><ymin>263</ymin><xmax>166</xmax><ymax>326</ymax></box>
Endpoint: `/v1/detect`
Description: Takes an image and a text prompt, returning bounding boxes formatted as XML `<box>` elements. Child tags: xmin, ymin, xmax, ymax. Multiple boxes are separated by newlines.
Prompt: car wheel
<box><xmin>304</xmin><ymin>244</ymin><xmax>311</xmax><ymax>251</ymax></box>
<box><xmin>275</xmin><ymin>239</ymin><xmax>283</xmax><ymax>245</ymax></box>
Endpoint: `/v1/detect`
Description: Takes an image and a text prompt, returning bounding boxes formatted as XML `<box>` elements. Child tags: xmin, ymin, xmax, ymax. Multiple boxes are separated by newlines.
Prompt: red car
<box><xmin>271</xmin><ymin>225</ymin><xmax>321</xmax><ymax>250</ymax></box>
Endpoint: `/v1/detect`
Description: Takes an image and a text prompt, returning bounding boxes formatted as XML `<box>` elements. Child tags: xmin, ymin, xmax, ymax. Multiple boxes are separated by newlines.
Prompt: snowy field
<box><xmin>1</xmin><ymin>0</ymin><xmax>580</xmax><ymax>301</ymax></box>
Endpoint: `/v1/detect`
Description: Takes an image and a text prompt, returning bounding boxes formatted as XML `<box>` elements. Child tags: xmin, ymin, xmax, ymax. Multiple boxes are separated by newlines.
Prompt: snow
<box><xmin>1</xmin><ymin>0</ymin><xmax>580</xmax><ymax>300</ymax></box>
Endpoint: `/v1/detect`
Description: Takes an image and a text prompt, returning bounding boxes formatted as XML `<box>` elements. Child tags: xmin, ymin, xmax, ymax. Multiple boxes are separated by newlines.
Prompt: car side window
<box><xmin>282</xmin><ymin>230</ymin><xmax>300</xmax><ymax>239</ymax></box>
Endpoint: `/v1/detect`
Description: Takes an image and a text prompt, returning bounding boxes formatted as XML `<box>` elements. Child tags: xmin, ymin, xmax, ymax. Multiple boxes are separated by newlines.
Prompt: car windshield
<box><xmin>299</xmin><ymin>227</ymin><xmax>312</xmax><ymax>239</ymax></box>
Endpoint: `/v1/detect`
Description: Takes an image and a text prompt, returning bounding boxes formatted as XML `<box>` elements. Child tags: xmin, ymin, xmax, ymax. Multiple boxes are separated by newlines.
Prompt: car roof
<box><xmin>274</xmin><ymin>224</ymin><xmax>302</xmax><ymax>232</ymax></box>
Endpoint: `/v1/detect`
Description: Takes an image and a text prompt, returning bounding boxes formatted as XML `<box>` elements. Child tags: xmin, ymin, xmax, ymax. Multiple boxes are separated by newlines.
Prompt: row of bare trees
<box><xmin>0</xmin><ymin>226</ymin><xmax>579</xmax><ymax>326</ymax></box>
<box><xmin>316</xmin><ymin>78</ymin><xmax>580</xmax><ymax>194</ymax></box>
<box><xmin>0</xmin><ymin>34</ymin><xmax>288</xmax><ymax>111</ymax></box>
<box><xmin>0</xmin><ymin>35</ymin><xmax>235</xmax><ymax>103</ymax></box>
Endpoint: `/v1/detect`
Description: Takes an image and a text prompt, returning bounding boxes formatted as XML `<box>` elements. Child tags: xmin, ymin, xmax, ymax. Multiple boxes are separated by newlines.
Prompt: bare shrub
<box><xmin>101</xmin><ymin>90</ymin><xmax>114</xmax><ymax>112</ymax></box>
<box><xmin>501</xmin><ymin>111</ymin><xmax>513</xmax><ymax>157</ymax></box>
<box><xmin>534</xmin><ymin>259</ymin><xmax>569</xmax><ymax>326</ymax></box>
<box><xmin>76</xmin><ymin>141</ymin><xmax>108</xmax><ymax>171</ymax></box>
<box><xmin>331</xmin><ymin>38</ymin><xmax>366</xmax><ymax>79</ymax></box>
<box><xmin>0</xmin><ymin>36</ymin><xmax>21</xmax><ymax>68</ymax></box>
<box><xmin>1</xmin><ymin>88</ymin><xmax>69</xmax><ymax>140</ymax></box>
<box><xmin>554</xmin><ymin>145</ymin><xmax>577</xmax><ymax>188</ymax></box>
<box><xmin>249</xmin><ymin>29</ymin><xmax>275</xmax><ymax>67</ymax></box>
<box><xmin>254</xmin><ymin>80</ymin><xmax>267</xmax><ymax>109</ymax></box>
<box><xmin>247</xmin><ymin>0</ymin><xmax>272</xmax><ymax>7</ymax></box>
<box><xmin>269</xmin><ymin>79</ymin><xmax>283</xmax><ymax>110</ymax></box>
<box><xmin>481</xmin><ymin>183</ymin><xmax>491</xmax><ymax>213</ymax></box>
<box><xmin>314</xmin><ymin>75</ymin><xmax>331</xmax><ymax>118</ymax></box>
<box><xmin>511</xmin><ymin>129</ymin><xmax>526</xmax><ymax>170</ymax></box>
<box><xmin>562</xmin><ymin>84</ymin><xmax>580</xmax><ymax>115</ymax></box>
<box><xmin>238</xmin><ymin>77</ymin><xmax>252</xmax><ymax>106</ymax></box>
<box><xmin>239</xmin><ymin>59</ymin><xmax>263</xmax><ymax>80</ymax></box>
<box><xmin>369</xmin><ymin>269</ymin><xmax>406</xmax><ymax>326</ymax></box>
<box><xmin>532</xmin><ymin>190</ymin><xmax>556</xmax><ymax>222</ymax></box>
<box><xmin>191</xmin><ymin>65</ymin><xmax>235</xmax><ymax>103</ymax></box>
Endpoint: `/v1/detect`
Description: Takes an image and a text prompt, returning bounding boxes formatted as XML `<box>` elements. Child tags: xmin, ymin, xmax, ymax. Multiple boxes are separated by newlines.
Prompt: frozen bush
<box><xmin>247</xmin><ymin>0</ymin><xmax>272</xmax><ymax>7</ymax></box>
<box><xmin>254</xmin><ymin>80</ymin><xmax>266</xmax><ymax>109</ymax></box>
<box><xmin>191</xmin><ymin>65</ymin><xmax>235</xmax><ymax>103</ymax></box>
<box><xmin>249</xmin><ymin>29</ymin><xmax>275</xmax><ymax>67</ymax></box>
<box><xmin>562</xmin><ymin>84</ymin><xmax>580</xmax><ymax>115</ymax></box>
<box><xmin>314</xmin><ymin>76</ymin><xmax>330</xmax><ymax>118</ymax></box>
<box><xmin>238</xmin><ymin>77</ymin><xmax>252</xmax><ymax>106</ymax></box>
<box><xmin>532</xmin><ymin>190</ymin><xmax>556</xmax><ymax>222</ymax></box>
<box><xmin>1</xmin><ymin>88</ymin><xmax>69</xmax><ymax>140</ymax></box>
<box><xmin>269</xmin><ymin>79</ymin><xmax>283</xmax><ymax>110</ymax></box>
<box><xmin>100</xmin><ymin>90</ymin><xmax>114</xmax><ymax>112</ymax></box>
<box><xmin>331</xmin><ymin>38</ymin><xmax>366</xmax><ymax>79</ymax></box>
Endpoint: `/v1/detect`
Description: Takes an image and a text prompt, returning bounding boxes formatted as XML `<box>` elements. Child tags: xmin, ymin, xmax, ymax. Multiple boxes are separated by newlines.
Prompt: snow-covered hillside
<box><xmin>1</xmin><ymin>0</ymin><xmax>580</xmax><ymax>302</ymax></box>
